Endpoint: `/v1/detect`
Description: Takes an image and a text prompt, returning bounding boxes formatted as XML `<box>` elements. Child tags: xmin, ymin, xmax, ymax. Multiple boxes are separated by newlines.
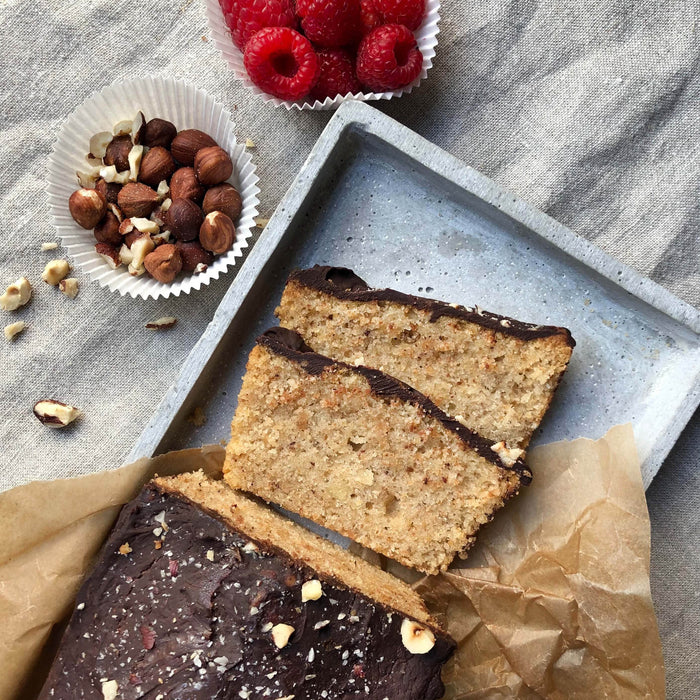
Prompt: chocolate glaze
<box><xmin>260</xmin><ymin>328</ymin><xmax>533</xmax><ymax>484</ymax></box>
<box><xmin>39</xmin><ymin>485</ymin><xmax>455</xmax><ymax>700</ymax></box>
<box><xmin>287</xmin><ymin>265</ymin><xmax>575</xmax><ymax>347</ymax></box>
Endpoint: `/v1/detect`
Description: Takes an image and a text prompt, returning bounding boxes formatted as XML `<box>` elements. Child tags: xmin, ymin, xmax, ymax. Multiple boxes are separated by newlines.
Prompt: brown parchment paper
<box><xmin>0</xmin><ymin>425</ymin><xmax>665</xmax><ymax>699</ymax></box>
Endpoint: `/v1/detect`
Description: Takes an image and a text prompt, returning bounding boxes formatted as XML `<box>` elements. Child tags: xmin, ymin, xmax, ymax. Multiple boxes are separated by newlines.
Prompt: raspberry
<box><xmin>295</xmin><ymin>0</ymin><xmax>362</xmax><ymax>48</ymax></box>
<box><xmin>359</xmin><ymin>0</ymin><xmax>383</xmax><ymax>34</ymax></box>
<box><xmin>310</xmin><ymin>49</ymin><xmax>362</xmax><ymax>101</ymax></box>
<box><xmin>356</xmin><ymin>24</ymin><xmax>423</xmax><ymax>91</ymax></box>
<box><xmin>371</xmin><ymin>0</ymin><xmax>426</xmax><ymax>31</ymax></box>
<box><xmin>244</xmin><ymin>27</ymin><xmax>320</xmax><ymax>100</ymax></box>
<box><xmin>220</xmin><ymin>0</ymin><xmax>297</xmax><ymax>50</ymax></box>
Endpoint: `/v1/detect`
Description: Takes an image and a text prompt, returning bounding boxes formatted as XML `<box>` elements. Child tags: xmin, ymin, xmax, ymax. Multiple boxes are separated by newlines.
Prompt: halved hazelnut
<box><xmin>4</xmin><ymin>321</ymin><xmax>26</xmax><ymax>341</ymax></box>
<box><xmin>171</xmin><ymin>129</ymin><xmax>217</xmax><ymax>166</ymax></box>
<box><xmin>42</xmin><ymin>259</ymin><xmax>71</xmax><ymax>286</ymax></box>
<box><xmin>270</xmin><ymin>623</ymin><xmax>295</xmax><ymax>649</ymax></box>
<box><xmin>69</xmin><ymin>189</ymin><xmax>107</xmax><ymax>229</ymax></box>
<box><xmin>132</xmin><ymin>111</ymin><xmax>146</xmax><ymax>144</ymax></box>
<box><xmin>0</xmin><ymin>277</ymin><xmax>32</xmax><ymax>311</ymax></box>
<box><xmin>94</xmin><ymin>211</ymin><xmax>122</xmax><ymax>245</ymax></box>
<box><xmin>175</xmin><ymin>240</ymin><xmax>213</xmax><ymax>272</ymax></box>
<box><xmin>139</xmin><ymin>146</ymin><xmax>176</xmax><ymax>187</ymax></box>
<box><xmin>99</xmin><ymin>165</ymin><xmax>131</xmax><ymax>185</ymax></box>
<box><xmin>400</xmin><ymin>619</ymin><xmax>436</xmax><ymax>654</ymax></box>
<box><xmin>33</xmin><ymin>399</ymin><xmax>81</xmax><ymax>428</ymax></box>
<box><xmin>95</xmin><ymin>242</ymin><xmax>122</xmax><ymax>269</ymax></box>
<box><xmin>199</xmin><ymin>211</ymin><xmax>235</xmax><ymax>254</ymax></box>
<box><xmin>128</xmin><ymin>235</ymin><xmax>155</xmax><ymax>276</ymax></box>
<box><xmin>144</xmin><ymin>244</ymin><xmax>182</xmax><ymax>283</ymax></box>
<box><xmin>104</xmin><ymin>134</ymin><xmax>133</xmax><ymax>171</ymax></box>
<box><xmin>202</xmin><ymin>183</ymin><xmax>242</xmax><ymax>222</ymax></box>
<box><xmin>128</xmin><ymin>144</ymin><xmax>144</xmax><ymax>182</ymax></box>
<box><xmin>194</xmin><ymin>146</ymin><xmax>233</xmax><ymax>186</ymax></box>
<box><xmin>142</xmin><ymin>118</ymin><xmax>177</xmax><ymax>148</ymax></box>
<box><xmin>88</xmin><ymin>131</ymin><xmax>112</xmax><ymax>159</ymax></box>
<box><xmin>113</xmin><ymin>119</ymin><xmax>133</xmax><ymax>136</ymax></box>
<box><xmin>170</xmin><ymin>167</ymin><xmax>206</xmax><ymax>203</ymax></box>
<box><xmin>166</xmin><ymin>198</ymin><xmax>204</xmax><ymax>241</ymax></box>
<box><xmin>118</xmin><ymin>182</ymin><xmax>160</xmax><ymax>218</ymax></box>
<box><xmin>59</xmin><ymin>278</ymin><xmax>79</xmax><ymax>299</ymax></box>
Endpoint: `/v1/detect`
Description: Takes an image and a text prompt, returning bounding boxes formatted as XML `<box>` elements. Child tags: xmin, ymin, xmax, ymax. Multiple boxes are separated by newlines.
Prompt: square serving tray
<box><xmin>129</xmin><ymin>100</ymin><xmax>700</xmax><ymax>488</ymax></box>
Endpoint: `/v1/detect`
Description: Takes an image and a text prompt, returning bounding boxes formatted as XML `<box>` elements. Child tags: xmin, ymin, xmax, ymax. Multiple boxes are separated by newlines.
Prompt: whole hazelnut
<box><xmin>166</xmin><ymin>198</ymin><xmax>204</xmax><ymax>241</ymax></box>
<box><xmin>141</xmin><ymin>118</ymin><xmax>177</xmax><ymax>148</ymax></box>
<box><xmin>69</xmin><ymin>189</ymin><xmax>107</xmax><ymax>229</ymax></box>
<box><xmin>144</xmin><ymin>244</ymin><xmax>183</xmax><ymax>283</ymax></box>
<box><xmin>93</xmin><ymin>211</ymin><xmax>122</xmax><ymax>245</ymax></box>
<box><xmin>171</xmin><ymin>129</ymin><xmax>218</xmax><ymax>166</ymax></box>
<box><xmin>138</xmin><ymin>146</ymin><xmax>176</xmax><ymax>187</ymax></box>
<box><xmin>118</xmin><ymin>182</ymin><xmax>159</xmax><ymax>218</ymax></box>
<box><xmin>104</xmin><ymin>135</ymin><xmax>133</xmax><ymax>172</ymax></box>
<box><xmin>202</xmin><ymin>183</ymin><xmax>242</xmax><ymax>222</ymax></box>
<box><xmin>175</xmin><ymin>240</ymin><xmax>214</xmax><ymax>272</ymax></box>
<box><xmin>95</xmin><ymin>178</ymin><xmax>122</xmax><ymax>205</ymax></box>
<box><xmin>170</xmin><ymin>167</ymin><xmax>206</xmax><ymax>203</ymax></box>
<box><xmin>194</xmin><ymin>146</ymin><xmax>233</xmax><ymax>186</ymax></box>
<box><xmin>199</xmin><ymin>211</ymin><xmax>235</xmax><ymax>254</ymax></box>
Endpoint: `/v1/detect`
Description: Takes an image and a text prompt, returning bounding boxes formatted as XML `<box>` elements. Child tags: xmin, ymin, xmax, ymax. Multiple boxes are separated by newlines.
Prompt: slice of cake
<box><xmin>39</xmin><ymin>472</ymin><xmax>455</xmax><ymax>700</ymax></box>
<box><xmin>224</xmin><ymin>328</ymin><xmax>531</xmax><ymax>575</ymax></box>
<box><xmin>276</xmin><ymin>265</ymin><xmax>575</xmax><ymax>449</ymax></box>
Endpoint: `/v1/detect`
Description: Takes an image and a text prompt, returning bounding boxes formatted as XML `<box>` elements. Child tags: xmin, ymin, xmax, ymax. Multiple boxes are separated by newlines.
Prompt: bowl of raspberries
<box><xmin>206</xmin><ymin>0</ymin><xmax>441</xmax><ymax>109</ymax></box>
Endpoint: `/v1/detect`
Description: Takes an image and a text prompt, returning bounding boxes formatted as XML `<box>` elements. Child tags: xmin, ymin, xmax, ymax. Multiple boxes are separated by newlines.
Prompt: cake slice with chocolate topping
<box><xmin>276</xmin><ymin>265</ymin><xmax>575</xmax><ymax>449</ymax></box>
<box><xmin>224</xmin><ymin>328</ymin><xmax>531</xmax><ymax>575</ymax></box>
<box><xmin>39</xmin><ymin>471</ymin><xmax>454</xmax><ymax>700</ymax></box>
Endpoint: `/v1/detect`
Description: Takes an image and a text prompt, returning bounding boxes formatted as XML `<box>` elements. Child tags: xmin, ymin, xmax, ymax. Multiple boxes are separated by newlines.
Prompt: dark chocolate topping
<box><xmin>288</xmin><ymin>265</ymin><xmax>575</xmax><ymax>347</ymax></box>
<box><xmin>259</xmin><ymin>328</ymin><xmax>533</xmax><ymax>483</ymax></box>
<box><xmin>39</xmin><ymin>485</ymin><xmax>455</xmax><ymax>700</ymax></box>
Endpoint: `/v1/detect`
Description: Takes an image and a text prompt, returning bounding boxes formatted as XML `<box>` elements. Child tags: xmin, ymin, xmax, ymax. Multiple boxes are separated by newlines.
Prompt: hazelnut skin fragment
<box><xmin>141</xmin><ymin>118</ymin><xmax>177</xmax><ymax>148</ymax></box>
<box><xmin>167</xmin><ymin>198</ymin><xmax>204</xmax><ymax>242</ymax></box>
<box><xmin>138</xmin><ymin>146</ymin><xmax>176</xmax><ymax>187</ymax></box>
<box><xmin>199</xmin><ymin>211</ymin><xmax>235</xmax><ymax>254</ymax></box>
<box><xmin>175</xmin><ymin>240</ymin><xmax>214</xmax><ymax>272</ymax></box>
<box><xmin>69</xmin><ymin>189</ymin><xmax>107</xmax><ymax>229</ymax></box>
<box><xmin>194</xmin><ymin>146</ymin><xmax>233</xmax><ymax>186</ymax></box>
<box><xmin>170</xmin><ymin>167</ymin><xmax>206</xmax><ymax>203</ymax></box>
<box><xmin>118</xmin><ymin>182</ymin><xmax>160</xmax><ymax>218</ymax></box>
<box><xmin>93</xmin><ymin>211</ymin><xmax>122</xmax><ymax>246</ymax></box>
<box><xmin>171</xmin><ymin>129</ymin><xmax>217</xmax><ymax>166</ymax></box>
<box><xmin>143</xmin><ymin>244</ymin><xmax>183</xmax><ymax>284</ymax></box>
<box><xmin>104</xmin><ymin>134</ymin><xmax>133</xmax><ymax>172</ymax></box>
<box><xmin>202</xmin><ymin>183</ymin><xmax>242</xmax><ymax>222</ymax></box>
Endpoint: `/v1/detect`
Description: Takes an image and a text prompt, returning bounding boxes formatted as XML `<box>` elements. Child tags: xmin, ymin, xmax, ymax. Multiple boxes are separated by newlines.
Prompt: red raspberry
<box><xmin>356</xmin><ymin>24</ymin><xmax>423</xmax><ymax>91</ymax></box>
<box><xmin>220</xmin><ymin>0</ymin><xmax>297</xmax><ymax>50</ymax></box>
<box><xmin>359</xmin><ymin>0</ymin><xmax>383</xmax><ymax>34</ymax></box>
<box><xmin>244</xmin><ymin>27</ymin><xmax>320</xmax><ymax>101</ymax></box>
<box><xmin>310</xmin><ymin>49</ymin><xmax>362</xmax><ymax>101</ymax></box>
<box><xmin>371</xmin><ymin>0</ymin><xmax>426</xmax><ymax>31</ymax></box>
<box><xmin>295</xmin><ymin>0</ymin><xmax>362</xmax><ymax>48</ymax></box>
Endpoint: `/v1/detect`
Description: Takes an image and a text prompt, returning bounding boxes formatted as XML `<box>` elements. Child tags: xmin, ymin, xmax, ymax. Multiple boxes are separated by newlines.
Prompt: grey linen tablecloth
<box><xmin>1</xmin><ymin>0</ymin><xmax>698</xmax><ymax>695</ymax></box>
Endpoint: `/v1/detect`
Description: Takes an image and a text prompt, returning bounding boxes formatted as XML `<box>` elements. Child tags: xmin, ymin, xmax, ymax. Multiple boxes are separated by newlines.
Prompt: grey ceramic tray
<box><xmin>129</xmin><ymin>100</ymin><xmax>700</xmax><ymax>488</ymax></box>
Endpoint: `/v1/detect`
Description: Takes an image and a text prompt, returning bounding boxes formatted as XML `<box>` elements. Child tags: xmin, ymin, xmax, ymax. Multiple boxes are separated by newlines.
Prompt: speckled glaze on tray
<box><xmin>130</xmin><ymin>101</ymin><xmax>700</xmax><ymax>488</ymax></box>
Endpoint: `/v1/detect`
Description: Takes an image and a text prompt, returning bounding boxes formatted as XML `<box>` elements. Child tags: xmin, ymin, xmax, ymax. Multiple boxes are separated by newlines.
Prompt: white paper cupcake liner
<box><xmin>47</xmin><ymin>76</ymin><xmax>260</xmax><ymax>300</ymax></box>
<box><xmin>205</xmin><ymin>0</ymin><xmax>441</xmax><ymax>110</ymax></box>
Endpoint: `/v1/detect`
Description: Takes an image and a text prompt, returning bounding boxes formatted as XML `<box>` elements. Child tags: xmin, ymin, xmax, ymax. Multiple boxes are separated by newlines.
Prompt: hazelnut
<box><xmin>139</xmin><ymin>146</ymin><xmax>176</xmax><ymax>187</ymax></box>
<box><xmin>166</xmin><ymin>198</ymin><xmax>204</xmax><ymax>241</ymax></box>
<box><xmin>93</xmin><ymin>211</ymin><xmax>122</xmax><ymax>245</ymax></box>
<box><xmin>156</xmin><ymin>180</ymin><xmax>170</xmax><ymax>201</ymax></box>
<box><xmin>144</xmin><ymin>245</ymin><xmax>182</xmax><ymax>283</ymax></box>
<box><xmin>99</xmin><ymin>165</ymin><xmax>130</xmax><ymax>185</ymax></box>
<box><xmin>69</xmin><ymin>188</ymin><xmax>107</xmax><ymax>229</ymax></box>
<box><xmin>400</xmin><ymin>619</ymin><xmax>436</xmax><ymax>654</ymax></box>
<box><xmin>199</xmin><ymin>211</ymin><xmax>235</xmax><ymax>254</ymax></box>
<box><xmin>171</xmin><ymin>129</ymin><xmax>217</xmax><ymax>166</ymax></box>
<box><xmin>42</xmin><ymin>259</ymin><xmax>71</xmax><ymax>286</ymax></box>
<box><xmin>95</xmin><ymin>178</ymin><xmax>121</xmax><ymax>205</ymax></box>
<box><xmin>131</xmin><ymin>111</ymin><xmax>146</xmax><ymax>144</ymax></box>
<box><xmin>128</xmin><ymin>144</ymin><xmax>144</xmax><ymax>182</ymax></box>
<box><xmin>145</xmin><ymin>316</ymin><xmax>177</xmax><ymax>329</ymax></box>
<box><xmin>4</xmin><ymin>321</ymin><xmax>26</xmax><ymax>341</ymax></box>
<box><xmin>142</xmin><ymin>118</ymin><xmax>177</xmax><ymax>148</ymax></box>
<box><xmin>202</xmin><ymin>183</ymin><xmax>242</xmax><ymax>222</ymax></box>
<box><xmin>128</xmin><ymin>235</ymin><xmax>155</xmax><ymax>276</ymax></box>
<box><xmin>490</xmin><ymin>441</ymin><xmax>525</xmax><ymax>468</ymax></box>
<box><xmin>119</xmin><ymin>243</ymin><xmax>134</xmax><ymax>266</ymax></box>
<box><xmin>108</xmin><ymin>203</ymin><xmax>123</xmax><ymax>222</ymax></box>
<box><xmin>170</xmin><ymin>167</ymin><xmax>206</xmax><ymax>203</ymax></box>
<box><xmin>41</xmin><ymin>242</ymin><xmax>58</xmax><ymax>251</ymax></box>
<box><xmin>118</xmin><ymin>182</ymin><xmax>159</xmax><ymax>218</ymax></box>
<box><xmin>101</xmin><ymin>679</ymin><xmax>118</xmax><ymax>700</ymax></box>
<box><xmin>59</xmin><ymin>278</ymin><xmax>79</xmax><ymax>299</ymax></box>
<box><xmin>131</xmin><ymin>217</ymin><xmax>160</xmax><ymax>234</ymax></box>
<box><xmin>270</xmin><ymin>623</ymin><xmax>295</xmax><ymax>649</ymax></box>
<box><xmin>104</xmin><ymin>134</ymin><xmax>133</xmax><ymax>172</ymax></box>
<box><xmin>33</xmin><ymin>399</ymin><xmax>81</xmax><ymax>428</ymax></box>
<box><xmin>0</xmin><ymin>277</ymin><xmax>32</xmax><ymax>311</ymax></box>
<box><xmin>194</xmin><ymin>146</ymin><xmax>233</xmax><ymax>186</ymax></box>
<box><xmin>175</xmin><ymin>240</ymin><xmax>214</xmax><ymax>272</ymax></box>
<box><xmin>301</xmin><ymin>580</ymin><xmax>323</xmax><ymax>602</ymax></box>
<box><xmin>88</xmin><ymin>131</ymin><xmax>112</xmax><ymax>159</ymax></box>
<box><xmin>123</xmin><ymin>229</ymin><xmax>141</xmax><ymax>247</ymax></box>
<box><xmin>95</xmin><ymin>242</ymin><xmax>122</xmax><ymax>269</ymax></box>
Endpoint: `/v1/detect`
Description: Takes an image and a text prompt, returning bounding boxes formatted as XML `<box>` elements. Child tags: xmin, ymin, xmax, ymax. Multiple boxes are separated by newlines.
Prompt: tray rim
<box><xmin>128</xmin><ymin>100</ymin><xmax>700</xmax><ymax>487</ymax></box>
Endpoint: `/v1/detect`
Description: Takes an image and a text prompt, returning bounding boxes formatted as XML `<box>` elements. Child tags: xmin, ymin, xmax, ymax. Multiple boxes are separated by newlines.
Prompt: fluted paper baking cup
<box><xmin>47</xmin><ymin>77</ymin><xmax>260</xmax><ymax>299</ymax></box>
<box><xmin>205</xmin><ymin>0</ymin><xmax>440</xmax><ymax>110</ymax></box>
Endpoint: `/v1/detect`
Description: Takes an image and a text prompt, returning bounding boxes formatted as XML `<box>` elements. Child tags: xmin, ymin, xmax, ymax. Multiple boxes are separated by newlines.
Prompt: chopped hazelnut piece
<box><xmin>118</xmin><ymin>543</ymin><xmax>132</xmax><ymax>555</ymax></box>
<box><xmin>33</xmin><ymin>400</ymin><xmax>81</xmax><ymax>428</ymax></box>
<box><xmin>42</xmin><ymin>259</ymin><xmax>71</xmax><ymax>286</ymax></box>
<box><xmin>41</xmin><ymin>241</ymin><xmax>58</xmax><ymax>251</ymax></box>
<box><xmin>490</xmin><ymin>441</ymin><xmax>525</xmax><ymax>468</ymax></box>
<box><xmin>101</xmin><ymin>679</ymin><xmax>118</xmax><ymax>700</ymax></box>
<box><xmin>0</xmin><ymin>277</ymin><xmax>32</xmax><ymax>311</ymax></box>
<box><xmin>254</xmin><ymin>216</ymin><xmax>270</xmax><ymax>229</ymax></box>
<box><xmin>145</xmin><ymin>316</ymin><xmax>177</xmax><ymax>330</ymax></box>
<box><xmin>4</xmin><ymin>321</ymin><xmax>26</xmax><ymax>341</ymax></box>
<box><xmin>271</xmin><ymin>623</ymin><xmax>295</xmax><ymax>649</ymax></box>
<box><xmin>301</xmin><ymin>579</ymin><xmax>323</xmax><ymax>602</ymax></box>
<box><xmin>59</xmin><ymin>278</ymin><xmax>79</xmax><ymax>299</ymax></box>
<box><xmin>245</xmin><ymin>138</ymin><xmax>256</xmax><ymax>148</ymax></box>
<box><xmin>400</xmin><ymin>619</ymin><xmax>436</xmax><ymax>654</ymax></box>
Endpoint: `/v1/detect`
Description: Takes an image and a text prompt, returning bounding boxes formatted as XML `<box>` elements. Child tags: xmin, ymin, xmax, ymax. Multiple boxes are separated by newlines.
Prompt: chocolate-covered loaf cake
<box><xmin>224</xmin><ymin>328</ymin><xmax>530</xmax><ymax>575</ymax></box>
<box><xmin>39</xmin><ymin>472</ymin><xmax>454</xmax><ymax>700</ymax></box>
<box><xmin>276</xmin><ymin>266</ymin><xmax>575</xmax><ymax>449</ymax></box>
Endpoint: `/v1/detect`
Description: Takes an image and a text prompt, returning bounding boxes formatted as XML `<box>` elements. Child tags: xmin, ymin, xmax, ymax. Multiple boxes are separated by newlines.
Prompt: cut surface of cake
<box><xmin>224</xmin><ymin>328</ymin><xmax>531</xmax><ymax>575</ymax></box>
<box><xmin>276</xmin><ymin>265</ymin><xmax>575</xmax><ymax>449</ymax></box>
<box><xmin>39</xmin><ymin>471</ymin><xmax>455</xmax><ymax>700</ymax></box>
